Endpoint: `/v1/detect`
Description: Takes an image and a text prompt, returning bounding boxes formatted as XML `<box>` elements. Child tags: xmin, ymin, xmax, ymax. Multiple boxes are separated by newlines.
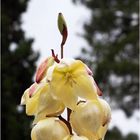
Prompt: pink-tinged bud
<box><xmin>94</xmin><ymin>80</ymin><xmax>103</xmax><ymax>96</ymax></box>
<box><xmin>85</xmin><ymin>65</ymin><xmax>93</xmax><ymax>76</ymax></box>
<box><xmin>36</xmin><ymin>59</ymin><xmax>48</xmax><ymax>83</ymax></box>
<box><xmin>29</xmin><ymin>83</ymin><xmax>38</xmax><ymax>98</ymax></box>
<box><xmin>35</xmin><ymin>57</ymin><xmax>54</xmax><ymax>83</ymax></box>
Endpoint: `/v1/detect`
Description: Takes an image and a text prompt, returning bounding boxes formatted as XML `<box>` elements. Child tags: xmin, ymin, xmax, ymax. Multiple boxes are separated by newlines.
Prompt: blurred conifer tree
<box><xmin>72</xmin><ymin>0</ymin><xmax>139</xmax><ymax>139</ymax></box>
<box><xmin>2</xmin><ymin>0</ymin><xmax>39</xmax><ymax>139</ymax></box>
<box><xmin>105</xmin><ymin>127</ymin><xmax>138</xmax><ymax>140</ymax></box>
<box><xmin>72</xmin><ymin>0</ymin><xmax>139</xmax><ymax>117</ymax></box>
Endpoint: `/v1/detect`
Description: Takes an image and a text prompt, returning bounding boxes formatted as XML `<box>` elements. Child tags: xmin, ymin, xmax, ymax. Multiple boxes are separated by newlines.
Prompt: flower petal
<box><xmin>49</xmin><ymin>59</ymin><xmax>98</xmax><ymax>109</ymax></box>
<box><xmin>21</xmin><ymin>82</ymin><xmax>65</xmax><ymax>118</ymax></box>
<box><xmin>73</xmin><ymin>75</ymin><xmax>98</xmax><ymax>100</ymax></box>
<box><xmin>98</xmin><ymin>98</ymin><xmax>111</xmax><ymax>126</ymax></box>
<box><xmin>97</xmin><ymin>124</ymin><xmax>109</xmax><ymax>140</ymax></box>
<box><xmin>50</xmin><ymin>75</ymin><xmax>78</xmax><ymax>109</ymax></box>
<box><xmin>63</xmin><ymin>135</ymin><xmax>89</xmax><ymax>140</ymax></box>
<box><xmin>31</xmin><ymin>117</ymin><xmax>70</xmax><ymax>140</ymax></box>
<box><xmin>20</xmin><ymin>89</ymin><xmax>28</xmax><ymax>105</ymax></box>
<box><xmin>33</xmin><ymin>84</ymin><xmax>65</xmax><ymax>123</ymax></box>
<box><xmin>26</xmin><ymin>90</ymin><xmax>40</xmax><ymax>116</ymax></box>
<box><xmin>70</xmin><ymin>100</ymin><xmax>103</xmax><ymax>139</ymax></box>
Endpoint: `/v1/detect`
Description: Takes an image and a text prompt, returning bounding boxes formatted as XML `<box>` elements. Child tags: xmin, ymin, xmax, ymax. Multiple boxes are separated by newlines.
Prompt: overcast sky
<box><xmin>22</xmin><ymin>0</ymin><xmax>90</xmax><ymax>65</ymax></box>
<box><xmin>21</xmin><ymin>0</ymin><xmax>140</xmax><ymax>136</ymax></box>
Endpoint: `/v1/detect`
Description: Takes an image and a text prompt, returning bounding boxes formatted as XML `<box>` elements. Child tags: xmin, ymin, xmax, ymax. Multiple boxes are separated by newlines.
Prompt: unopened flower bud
<box><xmin>31</xmin><ymin>117</ymin><xmax>70</xmax><ymax>140</ymax></box>
<box><xmin>70</xmin><ymin>100</ymin><xmax>103</xmax><ymax>139</ymax></box>
<box><xmin>36</xmin><ymin>57</ymin><xmax>54</xmax><ymax>83</ymax></box>
<box><xmin>63</xmin><ymin>135</ymin><xmax>89</xmax><ymax>140</ymax></box>
<box><xmin>98</xmin><ymin>98</ymin><xmax>111</xmax><ymax>126</ymax></box>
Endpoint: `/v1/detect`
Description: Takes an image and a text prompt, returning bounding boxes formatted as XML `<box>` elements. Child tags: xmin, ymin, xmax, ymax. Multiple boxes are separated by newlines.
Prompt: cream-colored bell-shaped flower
<box><xmin>86</xmin><ymin>98</ymin><xmax>111</xmax><ymax>140</ymax></box>
<box><xmin>63</xmin><ymin>135</ymin><xmax>89</xmax><ymax>140</ymax></box>
<box><xmin>95</xmin><ymin>98</ymin><xmax>111</xmax><ymax>140</ymax></box>
<box><xmin>98</xmin><ymin>98</ymin><xmax>111</xmax><ymax>126</ymax></box>
<box><xmin>70</xmin><ymin>100</ymin><xmax>103</xmax><ymax>139</ymax></box>
<box><xmin>31</xmin><ymin>117</ymin><xmax>70</xmax><ymax>140</ymax></box>
<box><xmin>20</xmin><ymin>82</ymin><xmax>65</xmax><ymax>123</ymax></box>
<box><xmin>46</xmin><ymin>59</ymin><xmax>98</xmax><ymax>110</ymax></box>
<box><xmin>96</xmin><ymin>124</ymin><xmax>109</xmax><ymax>140</ymax></box>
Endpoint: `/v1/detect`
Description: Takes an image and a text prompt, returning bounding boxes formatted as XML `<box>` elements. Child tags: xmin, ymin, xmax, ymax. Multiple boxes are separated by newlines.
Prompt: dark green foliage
<box><xmin>2</xmin><ymin>0</ymin><xmax>39</xmax><ymax>139</ymax></box>
<box><xmin>72</xmin><ymin>0</ymin><xmax>139</xmax><ymax>117</ymax></box>
<box><xmin>72</xmin><ymin>0</ymin><xmax>139</xmax><ymax>139</ymax></box>
<box><xmin>105</xmin><ymin>127</ymin><xmax>139</xmax><ymax>140</ymax></box>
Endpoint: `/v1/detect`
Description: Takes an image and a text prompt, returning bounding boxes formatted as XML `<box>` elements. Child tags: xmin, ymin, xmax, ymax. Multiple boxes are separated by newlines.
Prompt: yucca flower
<box><xmin>31</xmin><ymin>117</ymin><xmax>70</xmax><ymax>140</ymax></box>
<box><xmin>63</xmin><ymin>135</ymin><xmax>89</xmax><ymax>140</ymax></box>
<box><xmin>96</xmin><ymin>124</ymin><xmax>109</xmax><ymax>140</ymax></box>
<box><xmin>46</xmin><ymin>59</ymin><xmax>98</xmax><ymax>109</ymax></box>
<box><xmin>95</xmin><ymin>98</ymin><xmax>111</xmax><ymax>140</ymax></box>
<box><xmin>98</xmin><ymin>98</ymin><xmax>111</xmax><ymax>126</ymax></box>
<box><xmin>70</xmin><ymin>100</ymin><xmax>103</xmax><ymax>139</ymax></box>
<box><xmin>70</xmin><ymin>98</ymin><xmax>111</xmax><ymax>140</ymax></box>
<box><xmin>20</xmin><ymin>13</ymin><xmax>111</xmax><ymax>140</ymax></box>
<box><xmin>20</xmin><ymin>82</ymin><xmax>64</xmax><ymax>124</ymax></box>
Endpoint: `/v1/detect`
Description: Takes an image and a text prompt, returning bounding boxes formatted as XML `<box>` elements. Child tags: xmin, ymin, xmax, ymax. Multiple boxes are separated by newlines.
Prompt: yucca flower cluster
<box><xmin>20</xmin><ymin>13</ymin><xmax>111</xmax><ymax>140</ymax></box>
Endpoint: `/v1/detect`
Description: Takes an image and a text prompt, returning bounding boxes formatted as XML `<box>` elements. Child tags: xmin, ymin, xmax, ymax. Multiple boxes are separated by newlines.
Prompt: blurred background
<box><xmin>1</xmin><ymin>0</ymin><xmax>139</xmax><ymax>140</ymax></box>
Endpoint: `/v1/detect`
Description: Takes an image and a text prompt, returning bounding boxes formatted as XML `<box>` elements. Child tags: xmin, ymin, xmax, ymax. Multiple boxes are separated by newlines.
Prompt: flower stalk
<box><xmin>20</xmin><ymin>12</ymin><xmax>111</xmax><ymax>140</ymax></box>
<box><xmin>59</xmin><ymin>115</ymin><xmax>73</xmax><ymax>134</ymax></box>
<box><xmin>58</xmin><ymin>13</ymin><xmax>72</xmax><ymax>133</ymax></box>
<box><xmin>61</xmin><ymin>44</ymin><xmax>64</xmax><ymax>59</ymax></box>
